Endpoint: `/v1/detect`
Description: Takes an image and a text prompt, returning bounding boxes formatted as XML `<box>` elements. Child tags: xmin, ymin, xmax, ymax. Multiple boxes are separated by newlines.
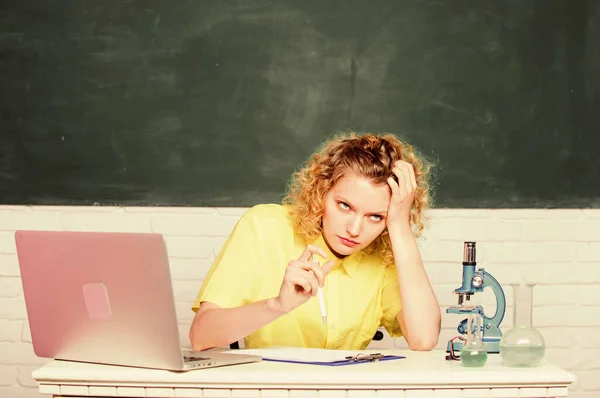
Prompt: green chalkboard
<box><xmin>1</xmin><ymin>1</ymin><xmax>599</xmax><ymax>208</ymax></box>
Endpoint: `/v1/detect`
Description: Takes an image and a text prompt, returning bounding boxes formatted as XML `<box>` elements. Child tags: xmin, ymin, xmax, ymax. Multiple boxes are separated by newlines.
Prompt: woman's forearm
<box><xmin>189</xmin><ymin>298</ymin><xmax>285</xmax><ymax>351</ymax></box>
<box><xmin>389</xmin><ymin>224</ymin><xmax>441</xmax><ymax>350</ymax></box>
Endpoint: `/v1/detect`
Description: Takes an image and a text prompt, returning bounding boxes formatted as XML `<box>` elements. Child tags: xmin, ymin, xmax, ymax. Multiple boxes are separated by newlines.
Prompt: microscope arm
<box><xmin>480</xmin><ymin>270</ymin><xmax>506</xmax><ymax>327</ymax></box>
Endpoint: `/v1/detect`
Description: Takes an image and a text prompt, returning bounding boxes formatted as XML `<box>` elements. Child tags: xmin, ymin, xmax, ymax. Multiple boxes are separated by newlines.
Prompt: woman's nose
<box><xmin>346</xmin><ymin>216</ymin><xmax>361</xmax><ymax>237</ymax></box>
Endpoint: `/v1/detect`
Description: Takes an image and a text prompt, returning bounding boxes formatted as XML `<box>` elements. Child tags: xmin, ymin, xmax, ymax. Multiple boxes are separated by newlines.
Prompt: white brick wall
<box><xmin>0</xmin><ymin>205</ymin><xmax>598</xmax><ymax>398</ymax></box>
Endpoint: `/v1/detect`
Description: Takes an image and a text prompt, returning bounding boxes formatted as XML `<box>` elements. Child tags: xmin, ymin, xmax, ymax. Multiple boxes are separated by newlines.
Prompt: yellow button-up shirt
<box><xmin>192</xmin><ymin>204</ymin><xmax>403</xmax><ymax>350</ymax></box>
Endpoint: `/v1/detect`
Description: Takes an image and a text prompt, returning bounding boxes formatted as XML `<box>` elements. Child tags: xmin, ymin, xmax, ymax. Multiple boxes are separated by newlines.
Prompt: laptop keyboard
<box><xmin>183</xmin><ymin>355</ymin><xmax>210</xmax><ymax>362</ymax></box>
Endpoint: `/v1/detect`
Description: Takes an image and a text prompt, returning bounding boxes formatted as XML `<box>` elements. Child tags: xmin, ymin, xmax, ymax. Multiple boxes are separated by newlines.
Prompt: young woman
<box><xmin>189</xmin><ymin>131</ymin><xmax>440</xmax><ymax>351</ymax></box>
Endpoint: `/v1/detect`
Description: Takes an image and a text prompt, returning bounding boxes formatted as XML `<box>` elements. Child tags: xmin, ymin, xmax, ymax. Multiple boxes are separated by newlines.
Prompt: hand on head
<box><xmin>386</xmin><ymin>160</ymin><xmax>417</xmax><ymax>227</ymax></box>
<box><xmin>275</xmin><ymin>245</ymin><xmax>335</xmax><ymax>314</ymax></box>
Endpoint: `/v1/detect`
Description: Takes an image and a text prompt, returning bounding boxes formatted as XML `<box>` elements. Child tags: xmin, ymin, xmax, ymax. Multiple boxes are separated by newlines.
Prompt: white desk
<box><xmin>32</xmin><ymin>350</ymin><xmax>575</xmax><ymax>398</ymax></box>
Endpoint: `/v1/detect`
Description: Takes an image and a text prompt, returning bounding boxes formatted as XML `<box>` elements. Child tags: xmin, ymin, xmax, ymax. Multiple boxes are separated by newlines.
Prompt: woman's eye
<box><xmin>370</xmin><ymin>215</ymin><xmax>383</xmax><ymax>221</ymax></box>
<box><xmin>339</xmin><ymin>202</ymin><xmax>350</xmax><ymax>210</ymax></box>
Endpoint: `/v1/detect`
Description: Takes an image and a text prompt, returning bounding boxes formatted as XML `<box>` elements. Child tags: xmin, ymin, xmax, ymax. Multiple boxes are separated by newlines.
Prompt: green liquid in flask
<box><xmin>460</xmin><ymin>347</ymin><xmax>488</xmax><ymax>367</ymax></box>
<box><xmin>499</xmin><ymin>342</ymin><xmax>545</xmax><ymax>367</ymax></box>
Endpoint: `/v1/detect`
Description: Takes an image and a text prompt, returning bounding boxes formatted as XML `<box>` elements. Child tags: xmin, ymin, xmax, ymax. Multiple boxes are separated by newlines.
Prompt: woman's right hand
<box><xmin>274</xmin><ymin>245</ymin><xmax>335</xmax><ymax>314</ymax></box>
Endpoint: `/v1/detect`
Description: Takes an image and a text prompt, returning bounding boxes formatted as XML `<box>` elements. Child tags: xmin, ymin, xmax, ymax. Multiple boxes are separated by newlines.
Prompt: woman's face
<box><xmin>322</xmin><ymin>170</ymin><xmax>390</xmax><ymax>257</ymax></box>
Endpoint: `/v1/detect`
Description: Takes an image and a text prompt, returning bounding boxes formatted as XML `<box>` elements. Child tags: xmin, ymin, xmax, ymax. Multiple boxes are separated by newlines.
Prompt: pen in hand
<box><xmin>311</xmin><ymin>254</ymin><xmax>327</xmax><ymax>325</ymax></box>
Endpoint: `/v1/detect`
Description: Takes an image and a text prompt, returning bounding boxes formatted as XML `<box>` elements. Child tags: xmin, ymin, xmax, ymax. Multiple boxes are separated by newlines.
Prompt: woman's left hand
<box><xmin>386</xmin><ymin>160</ymin><xmax>416</xmax><ymax>229</ymax></box>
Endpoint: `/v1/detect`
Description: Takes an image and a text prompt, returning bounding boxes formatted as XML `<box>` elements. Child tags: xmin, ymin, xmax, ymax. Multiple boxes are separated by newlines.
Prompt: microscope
<box><xmin>446</xmin><ymin>242</ymin><xmax>506</xmax><ymax>354</ymax></box>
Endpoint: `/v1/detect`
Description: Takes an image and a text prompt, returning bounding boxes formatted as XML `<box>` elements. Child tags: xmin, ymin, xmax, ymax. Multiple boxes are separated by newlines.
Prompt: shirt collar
<box><xmin>308</xmin><ymin>234</ymin><xmax>364</xmax><ymax>278</ymax></box>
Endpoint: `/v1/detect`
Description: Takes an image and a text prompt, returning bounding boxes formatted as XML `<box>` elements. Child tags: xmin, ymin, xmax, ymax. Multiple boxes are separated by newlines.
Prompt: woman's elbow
<box><xmin>189</xmin><ymin>334</ymin><xmax>203</xmax><ymax>352</ymax></box>
<box><xmin>407</xmin><ymin>334</ymin><xmax>439</xmax><ymax>351</ymax></box>
<box><xmin>189</xmin><ymin>331</ymin><xmax>215</xmax><ymax>352</ymax></box>
<box><xmin>189</xmin><ymin>327</ymin><xmax>201</xmax><ymax>351</ymax></box>
<box><xmin>189</xmin><ymin>318</ymin><xmax>213</xmax><ymax>351</ymax></box>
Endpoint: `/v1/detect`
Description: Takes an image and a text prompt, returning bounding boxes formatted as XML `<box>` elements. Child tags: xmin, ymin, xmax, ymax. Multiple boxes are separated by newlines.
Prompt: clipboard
<box><xmin>222</xmin><ymin>347</ymin><xmax>406</xmax><ymax>366</ymax></box>
<box><xmin>262</xmin><ymin>352</ymin><xmax>405</xmax><ymax>366</ymax></box>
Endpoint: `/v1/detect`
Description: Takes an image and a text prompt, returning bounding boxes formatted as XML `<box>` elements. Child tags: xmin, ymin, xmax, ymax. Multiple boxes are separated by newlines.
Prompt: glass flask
<box><xmin>460</xmin><ymin>313</ymin><xmax>488</xmax><ymax>367</ymax></box>
<box><xmin>499</xmin><ymin>284</ymin><xmax>546</xmax><ymax>367</ymax></box>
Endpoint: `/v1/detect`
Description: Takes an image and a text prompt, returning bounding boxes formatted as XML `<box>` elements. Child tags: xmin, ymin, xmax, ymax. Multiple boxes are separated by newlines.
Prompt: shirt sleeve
<box><xmin>380</xmin><ymin>266</ymin><xmax>403</xmax><ymax>337</ymax></box>
<box><xmin>191</xmin><ymin>214</ymin><xmax>259</xmax><ymax>312</ymax></box>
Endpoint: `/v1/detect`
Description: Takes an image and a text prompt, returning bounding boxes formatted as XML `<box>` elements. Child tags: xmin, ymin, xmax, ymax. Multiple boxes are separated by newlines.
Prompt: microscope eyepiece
<box><xmin>463</xmin><ymin>241</ymin><xmax>476</xmax><ymax>265</ymax></box>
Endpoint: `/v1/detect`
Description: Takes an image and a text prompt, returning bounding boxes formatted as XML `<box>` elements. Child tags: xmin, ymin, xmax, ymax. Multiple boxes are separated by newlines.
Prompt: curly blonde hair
<box><xmin>282</xmin><ymin>131</ymin><xmax>433</xmax><ymax>265</ymax></box>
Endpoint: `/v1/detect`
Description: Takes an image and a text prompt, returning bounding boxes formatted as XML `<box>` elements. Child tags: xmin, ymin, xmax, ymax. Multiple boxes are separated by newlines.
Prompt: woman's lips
<box><xmin>338</xmin><ymin>236</ymin><xmax>358</xmax><ymax>247</ymax></box>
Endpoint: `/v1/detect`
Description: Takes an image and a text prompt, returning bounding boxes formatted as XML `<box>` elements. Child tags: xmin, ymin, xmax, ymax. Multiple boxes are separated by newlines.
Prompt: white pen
<box><xmin>311</xmin><ymin>254</ymin><xmax>327</xmax><ymax>325</ymax></box>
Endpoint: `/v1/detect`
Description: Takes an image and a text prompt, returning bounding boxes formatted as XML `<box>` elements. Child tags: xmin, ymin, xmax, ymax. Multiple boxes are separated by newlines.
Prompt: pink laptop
<box><xmin>15</xmin><ymin>230</ymin><xmax>261</xmax><ymax>371</ymax></box>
